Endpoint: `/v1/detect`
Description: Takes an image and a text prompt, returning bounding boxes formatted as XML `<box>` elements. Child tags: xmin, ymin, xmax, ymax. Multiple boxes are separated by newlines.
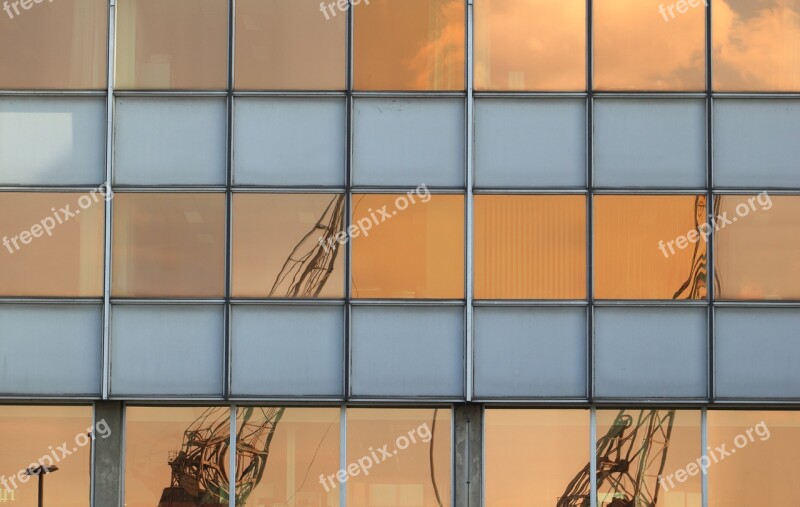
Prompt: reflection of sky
<box><xmin>715</xmin><ymin>0</ymin><xmax>799</xmax><ymax>90</ymax></box>
<box><xmin>0</xmin><ymin>112</ymin><xmax>72</xmax><ymax>179</ymax></box>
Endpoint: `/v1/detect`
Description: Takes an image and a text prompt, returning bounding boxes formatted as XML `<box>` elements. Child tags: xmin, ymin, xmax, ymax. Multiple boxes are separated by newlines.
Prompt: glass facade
<box><xmin>1</xmin><ymin>0</ymin><xmax>799</xmax><ymax>505</ymax></box>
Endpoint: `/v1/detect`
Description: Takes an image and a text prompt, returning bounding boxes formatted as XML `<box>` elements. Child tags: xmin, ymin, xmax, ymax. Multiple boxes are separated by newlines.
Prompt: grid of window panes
<box><xmin>0</xmin><ymin>0</ymin><xmax>799</xmax><ymax>505</ymax></box>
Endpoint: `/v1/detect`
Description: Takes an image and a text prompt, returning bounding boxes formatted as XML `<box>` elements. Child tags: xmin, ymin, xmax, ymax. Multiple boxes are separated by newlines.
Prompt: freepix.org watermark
<box><xmin>658</xmin><ymin>0</ymin><xmax>707</xmax><ymax>22</ymax></box>
<box><xmin>0</xmin><ymin>419</ymin><xmax>112</xmax><ymax>492</ymax></box>
<box><xmin>2</xmin><ymin>183</ymin><xmax>112</xmax><ymax>256</ymax></box>
<box><xmin>318</xmin><ymin>422</ymin><xmax>432</xmax><ymax>492</ymax></box>
<box><xmin>3</xmin><ymin>0</ymin><xmax>54</xmax><ymax>20</ymax></box>
<box><xmin>658</xmin><ymin>192</ymin><xmax>772</xmax><ymax>259</ymax></box>
<box><xmin>319</xmin><ymin>183</ymin><xmax>431</xmax><ymax>253</ymax></box>
<box><xmin>319</xmin><ymin>0</ymin><xmax>368</xmax><ymax>21</ymax></box>
<box><xmin>659</xmin><ymin>420</ymin><xmax>770</xmax><ymax>491</ymax></box>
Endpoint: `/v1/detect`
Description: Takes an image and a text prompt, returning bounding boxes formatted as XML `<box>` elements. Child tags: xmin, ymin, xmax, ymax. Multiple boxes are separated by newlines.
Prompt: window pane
<box><xmin>594</xmin><ymin>195</ymin><xmax>707</xmax><ymax>300</ymax></box>
<box><xmin>354</xmin><ymin>0</ymin><xmax>465</xmax><ymax>91</ymax></box>
<box><xmin>351</xmin><ymin>193</ymin><xmax>464</xmax><ymax>299</ymax></box>
<box><xmin>235</xmin><ymin>0</ymin><xmax>345</xmax><ymax>90</ymax></box>
<box><xmin>708</xmin><ymin>411</ymin><xmax>799</xmax><ymax>505</ymax></box>
<box><xmin>715</xmin><ymin>194</ymin><xmax>800</xmax><ymax>300</ymax></box>
<box><xmin>713</xmin><ymin>0</ymin><xmax>800</xmax><ymax>91</ymax></box>
<box><xmin>485</xmin><ymin>409</ymin><xmax>588</xmax><ymax>506</ymax></box>
<box><xmin>0</xmin><ymin>0</ymin><xmax>107</xmax><ymax>89</ymax></box>
<box><xmin>594</xmin><ymin>0</ymin><xmax>705</xmax><ymax>90</ymax></box>
<box><xmin>112</xmin><ymin>193</ymin><xmax>226</xmax><ymax>298</ymax></box>
<box><xmin>125</xmin><ymin>407</ymin><xmax>230</xmax><ymax>507</ymax></box>
<box><xmin>0</xmin><ymin>97</ymin><xmax>106</xmax><ymax>185</ymax></box>
<box><xmin>236</xmin><ymin>407</ymin><xmax>340</xmax><ymax>506</ymax></box>
<box><xmin>346</xmin><ymin>408</ymin><xmax>451</xmax><ymax>507</ymax></box>
<box><xmin>232</xmin><ymin>193</ymin><xmax>345</xmax><ymax>299</ymax></box>
<box><xmin>597</xmin><ymin>410</ymin><xmax>701</xmax><ymax>506</ymax></box>
<box><xmin>0</xmin><ymin>192</ymin><xmax>104</xmax><ymax>297</ymax></box>
<box><xmin>475</xmin><ymin>195</ymin><xmax>586</xmax><ymax>299</ymax></box>
<box><xmin>115</xmin><ymin>0</ymin><xmax>228</xmax><ymax>90</ymax></box>
<box><xmin>474</xmin><ymin>0</ymin><xmax>585</xmax><ymax>90</ymax></box>
<box><xmin>0</xmin><ymin>406</ymin><xmax>92</xmax><ymax>507</ymax></box>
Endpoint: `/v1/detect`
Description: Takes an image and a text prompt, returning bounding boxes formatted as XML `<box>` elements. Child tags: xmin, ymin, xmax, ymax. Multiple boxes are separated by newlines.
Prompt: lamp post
<box><xmin>24</xmin><ymin>465</ymin><xmax>58</xmax><ymax>507</ymax></box>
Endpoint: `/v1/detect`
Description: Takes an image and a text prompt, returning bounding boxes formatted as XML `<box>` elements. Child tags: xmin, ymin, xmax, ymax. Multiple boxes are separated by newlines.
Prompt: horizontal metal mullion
<box><xmin>233</xmin><ymin>90</ymin><xmax>347</xmax><ymax>98</ymax></box>
<box><xmin>109</xmin><ymin>299</ymin><xmax>226</xmax><ymax>305</ymax></box>
<box><xmin>230</xmin><ymin>299</ymin><xmax>346</xmax><ymax>305</ymax></box>
<box><xmin>473</xmin><ymin>188</ymin><xmax>589</xmax><ymax>195</ymax></box>
<box><xmin>113</xmin><ymin>90</ymin><xmax>228</xmax><ymax>97</ymax></box>
<box><xmin>473</xmin><ymin>300</ymin><xmax>589</xmax><ymax>307</ymax></box>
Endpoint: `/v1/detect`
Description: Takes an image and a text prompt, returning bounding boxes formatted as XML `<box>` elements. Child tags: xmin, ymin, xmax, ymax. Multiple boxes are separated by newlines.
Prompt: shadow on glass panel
<box><xmin>156</xmin><ymin>407</ymin><xmax>283</xmax><ymax>507</ymax></box>
<box><xmin>558</xmin><ymin>410</ymin><xmax>676</xmax><ymax>507</ymax></box>
<box><xmin>268</xmin><ymin>194</ymin><xmax>345</xmax><ymax>298</ymax></box>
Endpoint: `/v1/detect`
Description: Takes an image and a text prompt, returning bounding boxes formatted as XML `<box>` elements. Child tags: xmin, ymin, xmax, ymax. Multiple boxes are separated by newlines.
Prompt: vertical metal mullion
<box><xmin>229</xmin><ymin>404</ymin><xmax>237</xmax><ymax>507</ymax></box>
<box><xmin>224</xmin><ymin>0</ymin><xmax>235</xmax><ymax>400</ymax></box>
<box><xmin>586</xmin><ymin>0</ymin><xmax>595</xmax><ymax>404</ymax></box>
<box><xmin>701</xmin><ymin>407</ymin><xmax>708</xmax><ymax>507</ymax></box>
<box><xmin>590</xmin><ymin>407</ymin><xmax>597</xmax><ymax>507</ymax></box>
<box><xmin>465</xmin><ymin>0</ymin><xmax>475</xmax><ymax>403</ymax></box>
<box><xmin>587</xmin><ymin>2</ymin><xmax>596</xmax><ymax>507</ymax></box>
<box><xmin>344</xmin><ymin>0</ymin><xmax>354</xmax><ymax>402</ymax></box>
<box><xmin>101</xmin><ymin>0</ymin><xmax>117</xmax><ymax>401</ymax></box>
<box><xmin>705</xmin><ymin>0</ymin><xmax>715</xmax><ymax>415</ymax></box>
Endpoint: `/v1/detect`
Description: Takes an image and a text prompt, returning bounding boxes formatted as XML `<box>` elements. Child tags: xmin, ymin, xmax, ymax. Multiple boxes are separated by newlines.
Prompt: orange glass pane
<box><xmin>237</xmin><ymin>407</ymin><xmax>340</xmax><ymax>507</ymax></box>
<box><xmin>485</xmin><ymin>409</ymin><xmax>589</xmax><ymax>506</ymax></box>
<box><xmin>597</xmin><ymin>410</ymin><xmax>701</xmax><ymax>506</ymax></box>
<box><xmin>594</xmin><ymin>0</ymin><xmax>705</xmax><ymax>91</ymax></box>
<box><xmin>351</xmin><ymin>193</ymin><xmax>464</xmax><ymax>299</ymax></box>
<box><xmin>232</xmin><ymin>193</ymin><xmax>345</xmax><ymax>299</ymax></box>
<box><xmin>235</xmin><ymin>0</ymin><xmax>345</xmax><ymax>90</ymax></box>
<box><xmin>0</xmin><ymin>405</ymin><xmax>92</xmax><ymax>507</ymax></box>
<box><xmin>715</xmin><ymin>194</ymin><xmax>800</xmax><ymax>300</ymax></box>
<box><xmin>0</xmin><ymin>192</ymin><xmax>104</xmax><ymax>297</ymax></box>
<box><xmin>346</xmin><ymin>408</ymin><xmax>451</xmax><ymax>507</ymax></box>
<box><xmin>115</xmin><ymin>0</ymin><xmax>228</xmax><ymax>90</ymax></box>
<box><xmin>474</xmin><ymin>195</ymin><xmax>586</xmax><ymax>299</ymax></box>
<box><xmin>713</xmin><ymin>0</ymin><xmax>800</xmax><ymax>91</ymax></box>
<box><xmin>0</xmin><ymin>0</ymin><xmax>107</xmax><ymax>89</ymax></box>
<box><xmin>594</xmin><ymin>195</ymin><xmax>707</xmax><ymax>300</ymax></box>
<box><xmin>126</xmin><ymin>407</ymin><xmax>230</xmax><ymax>507</ymax></box>
<box><xmin>112</xmin><ymin>193</ymin><xmax>226</xmax><ymax>298</ymax></box>
<box><xmin>474</xmin><ymin>0</ymin><xmax>585</xmax><ymax>91</ymax></box>
<box><xmin>354</xmin><ymin>0</ymin><xmax>465</xmax><ymax>91</ymax></box>
<box><xmin>708</xmin><ymin>411</ymin><xmax>800</xmax><ymax>506</ymax></box>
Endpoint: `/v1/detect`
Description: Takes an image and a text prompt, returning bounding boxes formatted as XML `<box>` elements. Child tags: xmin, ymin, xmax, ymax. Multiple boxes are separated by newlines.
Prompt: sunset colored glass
<box><xmin>0</xmin><ymin>192</ymin><xmax>104</xmax><ymax>297</ymax></box>
<box><xmin>593</xmin><ymin>0</ymin><xmax>705</xmax><ymax>90</ymax></box>
<box><xmin>125</xmin><ymin>406</ymin><xmax>230</xmax><ymax>507</ymax></box>
<box><xmin>346</xmin><ymin>408</ymin><xmax>451</xmax><ymax>507</ymax></box>
<box><xmin>713</xmin><ymin>0</ymin><xmax>800</xmax><ymax>91</ymax></box>
<box><xmin>714</xmin><ymin>194</ymin><xmax>800</xmax><ymax>300</ymax></box>
<box><xmin>484</xmin><ymin>409</ymin><xmax>589</xmax><ymax>506</ymax></box>
<box><xmin>235</xmin><ymin>0</ymin><xmax>345</xmax><ymax>90</ymax></box>
<box><xmin>0</xmin><ymin>0</ymin><xmax>107</xmax><ymax>89</ymax></box>
<box><xmin>597</xmin><ymin>410</ymin><xmax>701</xmax><ymax>506</ymax></box>
<box><xmin>0</xmin><ymin>406</ymin><xmax>92</xmax><ymax>507</ymax></box>
<box><xmin>112</xmin><ymin>193</ymin><xmax>226</xmax><ymax>298</ymax></box>
<box><xmin>474</xmin><ymin>0</ymin><xmax>585</xmax><ymax>90</ymax></box>
<box><xmin>351</xmin><ymin>193</ymin><xmax>464</xmax><ymax>299</ymax></box>
<box><xmin>353</xmin><ymin>0</ymin><xmax>465</xmax><ymax>90</ymax></box>
<box><xmin>708</xmin><ymin>411</ymin><xmax>800</xmax><ymax>506</ymax></box>
<box><xmin>232</xmin><ymin>193</ymin><xmax>345</xmax><ymax>299</ymax></box>
<box><xmin>594</xmin><ymin>195</ymin><xmax>707</xmax><ymax>300</ymax></box>
<box><xmin>236</xmin><ymin>407</ymin><xmax>340</xmax><ymax>507</ymax></box>
<box><xmin>474</xmin><ymin>195</ymin><xmax>586</xmax><ymax>299</ymax></box>
<box><xmin>115</xmin><ymin>0</ymin><xmax>228</xmax><ymax>90</ymax></box>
